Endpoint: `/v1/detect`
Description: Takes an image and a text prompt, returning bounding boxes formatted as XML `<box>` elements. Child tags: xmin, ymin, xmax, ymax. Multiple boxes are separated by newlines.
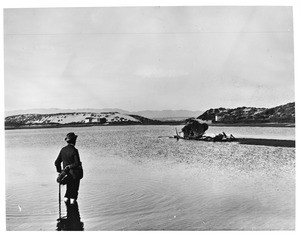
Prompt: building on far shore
<box><xmin>84</xmin><ymin>117</ymin><xmax>100</xmax><ymax>123</ymax></box>
<box><xmin>215</xmin><ymin>114</ymin><xmax>223</xmax><ymax>122</ymax></box>
<box><xmin>85</xmin><ymin>117</ymin><xmax>94</xmax><ymax>123</ymax></box>
<box><xmin>85</xmin><ymin>116</ymin><xmax>108</xmax><ymax>124</ymax></box>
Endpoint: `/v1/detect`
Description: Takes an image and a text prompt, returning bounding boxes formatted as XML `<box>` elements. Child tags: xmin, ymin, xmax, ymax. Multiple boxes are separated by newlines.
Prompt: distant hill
<box><xmin>5</xmin><ymin>108</ymin><xmax>203</xmax><ymax>120</ymax></box>
<box><xmin>197</xmin><ymin>102</ymin><xmax>295</xmax><ymax>124</ymax></box>
<box><xmin>4</xmin><ymin>111</ymin><xmax>185</xmax><ymax>129</ymax></box>
<box><xmin>5</xmin><ymin>112</ymin><xmax>143</xmax><ymax>128</ymax></box>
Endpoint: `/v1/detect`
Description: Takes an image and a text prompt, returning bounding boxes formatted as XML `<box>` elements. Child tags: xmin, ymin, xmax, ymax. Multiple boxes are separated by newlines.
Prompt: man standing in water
<box><xmin>55</xmin><ymin>132</ymin><xmax>83</xmax><ymax>209</ymax></box>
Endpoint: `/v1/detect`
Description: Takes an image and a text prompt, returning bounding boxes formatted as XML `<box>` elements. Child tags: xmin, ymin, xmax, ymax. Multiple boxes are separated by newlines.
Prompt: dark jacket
<box><xmin>55</xmin><ymin>144</ymin><xmax>83</xmax><ymax>180</ymax></box>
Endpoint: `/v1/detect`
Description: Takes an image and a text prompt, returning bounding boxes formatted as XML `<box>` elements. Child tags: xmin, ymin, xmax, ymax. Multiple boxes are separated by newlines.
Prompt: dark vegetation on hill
<box><xmin>197</xmin><ymin>102</ymin><xmax>295</xmax><ymax>124</ymax></box>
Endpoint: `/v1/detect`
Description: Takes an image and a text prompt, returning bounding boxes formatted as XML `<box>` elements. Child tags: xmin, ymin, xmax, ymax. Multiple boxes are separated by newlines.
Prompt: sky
<box><xmin>4</xmin><ymin>6</ymin><xmax>295</xmax><ymax>112</ymax></box>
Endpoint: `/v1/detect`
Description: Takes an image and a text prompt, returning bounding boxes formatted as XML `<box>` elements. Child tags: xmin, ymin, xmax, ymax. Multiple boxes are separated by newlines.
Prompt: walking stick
<box><xmin>58</xmin><ymin>183</ymin><xmax>61</xmax><ymax>220</ymax></box>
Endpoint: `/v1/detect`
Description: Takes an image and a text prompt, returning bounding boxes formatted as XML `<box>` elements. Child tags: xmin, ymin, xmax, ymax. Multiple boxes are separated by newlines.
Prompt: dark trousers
<box><xmin>65</xmin><ymin>178</ymin><xmax>80</xmax><ymax>200</ymax></box>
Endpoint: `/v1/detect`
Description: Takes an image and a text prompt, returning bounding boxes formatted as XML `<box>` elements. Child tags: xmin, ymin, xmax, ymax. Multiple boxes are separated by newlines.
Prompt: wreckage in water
<box><xmin>174</xmin><ymin>119</ymin><xmax>236</xmax><ymax>142</ymax></box>
<box><xmin>168</xmin><ymin>119</ymin><xmax>294</xmax><ymax>147</ymax></box>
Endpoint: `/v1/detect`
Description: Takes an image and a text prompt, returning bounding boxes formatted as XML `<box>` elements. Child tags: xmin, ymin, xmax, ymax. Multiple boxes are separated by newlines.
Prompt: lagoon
<box><xmin>5</xmin><ymin>125</ymin><xmax>295</xmax><ymax>230</ymax></box>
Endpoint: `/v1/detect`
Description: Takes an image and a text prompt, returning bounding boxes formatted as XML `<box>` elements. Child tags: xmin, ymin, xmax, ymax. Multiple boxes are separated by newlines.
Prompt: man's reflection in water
<box><xmin>56</xmin><ymin>201</ymin><xmax>84</xmax><ymax>231</ymax></box>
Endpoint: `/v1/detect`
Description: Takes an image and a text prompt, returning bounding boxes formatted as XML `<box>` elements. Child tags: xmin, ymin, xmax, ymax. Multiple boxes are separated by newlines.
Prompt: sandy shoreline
<box><xmin>174</xmin><ymin>137</ymin><xmax>296</xmax><ymax>148</ymax></box>
<box><xmin>237</xmin><ymin>138</ymin><xmax>295</xmax><ymax>148</ymax></box>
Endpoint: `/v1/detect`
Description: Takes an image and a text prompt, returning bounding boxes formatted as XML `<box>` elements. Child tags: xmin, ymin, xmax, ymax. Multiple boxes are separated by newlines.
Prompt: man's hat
<box><xmin>65</xmin><ymin>132</ymin><xmax>78</xmax><ymax>142</ymax></box>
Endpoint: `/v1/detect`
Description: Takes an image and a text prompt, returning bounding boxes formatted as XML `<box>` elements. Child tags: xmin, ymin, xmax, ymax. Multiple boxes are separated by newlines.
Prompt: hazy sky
<box><xmin>4</xmin><ymin>6</ymin><xmax>294</xmax><ymax>111</ymax></box>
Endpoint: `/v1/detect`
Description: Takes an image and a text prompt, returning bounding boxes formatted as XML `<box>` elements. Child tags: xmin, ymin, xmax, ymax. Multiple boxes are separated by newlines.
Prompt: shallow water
<box><xmin>5</xmin><ymin>125</ymin><xmax>295</xmax><ymax>230</ymax></box>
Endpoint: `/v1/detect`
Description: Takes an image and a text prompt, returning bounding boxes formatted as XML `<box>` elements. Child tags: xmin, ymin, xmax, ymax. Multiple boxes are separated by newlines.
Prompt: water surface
<box><xmin>5</xmin><ymin>125</ymin><xmax>295</xmax><ymax>230</ymax></box>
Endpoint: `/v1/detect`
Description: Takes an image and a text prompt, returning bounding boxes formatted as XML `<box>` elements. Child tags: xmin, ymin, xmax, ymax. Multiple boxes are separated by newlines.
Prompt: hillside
<box><xmin>4</xmin><ymin>112</ymin><xmax>154</xmax><ymax>128</ymax></box>
<box><xmin>5</xmin><ymin>108</ymin><xmax>203</xmax><ymax>119</ymax></box>
<box><xmin>197</xmin><ymin>102</ymin><xmax>295</xmax><ymax>124</ymax></box>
